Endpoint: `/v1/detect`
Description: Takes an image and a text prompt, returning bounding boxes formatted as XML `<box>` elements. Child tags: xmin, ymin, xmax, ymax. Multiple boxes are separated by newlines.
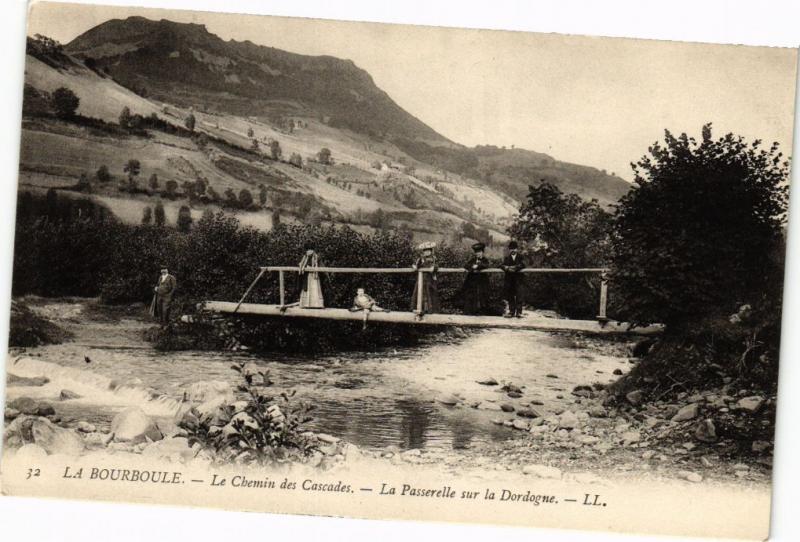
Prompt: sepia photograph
<box><xmin>1</xmin><ymin>1</ymin><xmax>798</xmax><ymax>540</ymax></box>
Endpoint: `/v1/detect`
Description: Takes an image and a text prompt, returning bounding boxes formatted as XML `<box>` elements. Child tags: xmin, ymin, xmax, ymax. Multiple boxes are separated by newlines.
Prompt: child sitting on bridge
<box><xmin>349</xmin><ymin>288</ymin><xmax>390</xmax><ymax>329</ymax></box>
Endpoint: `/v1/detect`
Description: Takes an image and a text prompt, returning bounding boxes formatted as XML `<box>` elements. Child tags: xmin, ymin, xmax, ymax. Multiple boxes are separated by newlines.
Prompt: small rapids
<box><xmin>5</xmin><ymin>327</ymin><xmax>633</xmax><ymax>451</ymax></box>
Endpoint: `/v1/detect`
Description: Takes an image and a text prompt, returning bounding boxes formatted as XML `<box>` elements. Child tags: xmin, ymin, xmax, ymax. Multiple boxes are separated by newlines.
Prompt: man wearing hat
<box><xmin>153</xmin><ymin>266</ymin><xmax>177</xmax><ymax>325</ymax></box>
<box><xmin>501</xmin><ymin>241</ymin><xmax>526</xmax><ymax>318</ymax></box>
<box><xmin>462</xmin><ymin>242</ymin><xmax>491</xmax><ymax>315</ymax></box>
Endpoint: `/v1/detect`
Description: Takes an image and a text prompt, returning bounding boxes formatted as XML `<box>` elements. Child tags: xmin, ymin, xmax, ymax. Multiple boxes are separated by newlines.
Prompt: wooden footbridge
<box><xmin>200</xmin><ymin>266</ymin><xmax>663</xmax><ymax>336</ymax></box>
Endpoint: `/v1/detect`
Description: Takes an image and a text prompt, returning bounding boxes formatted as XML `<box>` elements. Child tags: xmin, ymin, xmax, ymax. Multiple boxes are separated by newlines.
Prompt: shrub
<box><xmin>178</xmin><ymin>362</ymin><xmax>316</xmax><ymax>465</ymax></box>
<box><xmin>96</xmin><ymin>165</ymin><xmax>111</xmax><ymax>183</ymax></box>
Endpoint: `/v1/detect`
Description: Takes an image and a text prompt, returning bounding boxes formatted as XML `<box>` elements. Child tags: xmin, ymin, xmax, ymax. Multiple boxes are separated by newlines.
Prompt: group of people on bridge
<box><xmin>149</xmin><ymin>240</ymin><xmax>529</xmax><ymax>326</ymax></box>
<box><xmin>294</xmin><ymin>239</ymin><xmax>528</xmax><ymax>319</ymax></box>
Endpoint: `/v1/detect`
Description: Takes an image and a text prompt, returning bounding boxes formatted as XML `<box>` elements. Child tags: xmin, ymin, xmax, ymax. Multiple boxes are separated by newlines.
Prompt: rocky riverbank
<box><xmin>2</xmin><ymin>297</ymin><xmax>775</xmax><ymax>487</ymax></box>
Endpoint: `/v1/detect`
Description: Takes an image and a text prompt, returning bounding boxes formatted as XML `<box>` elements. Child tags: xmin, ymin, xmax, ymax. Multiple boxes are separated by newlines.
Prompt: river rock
<box><xmin>3</xmin><ymin>416</ymin><xmax>85</xmax><ymax>456</ymax></box>
<box><xmin>9</xmin><ymin>397</ymin><xmax>40</xmax><ymax>415</ymax></box>
<box><xmin>621</xmin><ymin>431</ymin><xmax>641</xmax><ymax>445</ymax></box>
<box><xmin>642</xmin><ymin>450</ymin><xmax>656</xmax><ymax>460</ymax></box>
<box><xmin>752</xmin><ymin>440</ymin><xmax>771</xmax><ymax>453</ymax></box>
<box><xmin>588</xmin><ymin>406</ymin><xmax>608</xmax><ymax>418</ymax></box>
<box><xmin>517</xmin><ymin>408</ymin><xmax>541</xmax><ymax>419</ymax></box>
<box><xmin>522</xmin><ymin>464</ymin><xmax>562</xmax><ymax>479</ymax></box>
<box><xmin>572</xmin><ymin>385</ymin><xmax>594</xmax><ymax>398</ymax></box>
<box><xmin>500</xmin><ymin>403</ymin><xmax>515</xmax><ymax>413</ymax></box>
<box><xmin>736</xmin><ymin>396</ymin><xmax>765</xmax><ymax>413</ymax></box>
<box><xmin>625</xmin><ymin>390</ymin><xmax>644</xmax><ymax>406</ymax></box>
<box><xmin>511</xmin><ymin>419</ymin><xmax>530</xmax><ymax>431</ymax></box>
<box><xmin>506</xmin><ymin>391</ymin><xmax>523</xmax><ymax>399</ymax></box>
<box><xmin>7</xmin><ymin>374</ymin><xmax>50</xmax><ymax>386</ymax></box>
<box><xmin>476</xmin><ymin>378</ymin><xmax>498</xmax><ymax>386</ymax></box>
<box><xmin>183</xmin><ymin>380</ymin><xmax>231</xmax><ymax>402</ymax></box>
<box><xmin>612</xmin><ymin>368</ymin><xmax>623</xmax><ymax>376</ymax></box>
<box><xmin>672</xmin><ymin>403</ymin><xmax>700</xmax><ymax>422</ymax></box>
<box><xmin>436</xmin><ymin>394</ymin><xmax>460</xmax><ymax>406</ymax></box>
<box><xmin>141</xmin><ymin>437</ymin><xmax>194</xmax><ymax>462</ymax></box>
<box><xmin>76</xmin><ymin>421</ymin><xmax>96</xmax><ymax>433</ymax></box>
<box><xmin>694</xmin><ymin>419</ymin><xmax>717</xmax><ymax>443</ymax></box>
<box><xmin>59</xmin><ymin>389</ymin><xmax>82</xmax><ymax>401</ymax></box>
<box><xmin>679</xmin><ymin>471</ymin><xmax>703</xmax><ymax>483</ymax></box>
<box><xmin>558</xmin><ymin>410</ymin><xmax>580</xmax><ymax>430</ymax></box>
<box><xmin>5</xmin><ymin>408</ymin><xmax>20</xmax><ymax>421</ymax></box>
<box><xmin>111</xmin><ymin>407</ymin><xmax>163</xmax><ymax>444</ymax></box>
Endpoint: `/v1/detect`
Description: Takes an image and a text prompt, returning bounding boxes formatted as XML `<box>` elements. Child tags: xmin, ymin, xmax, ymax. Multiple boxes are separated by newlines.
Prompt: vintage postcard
<box><xmin>2</xmin><ymin>1</ymin><xmax>797</xmax><ymax>539</ymax></box>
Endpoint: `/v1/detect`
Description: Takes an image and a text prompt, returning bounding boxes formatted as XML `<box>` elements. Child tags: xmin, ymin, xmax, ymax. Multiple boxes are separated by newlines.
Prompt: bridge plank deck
<box><xmin>200</xmin><ymin>301</ymin><xmax>662</xmax><ymax>336</ymax></box>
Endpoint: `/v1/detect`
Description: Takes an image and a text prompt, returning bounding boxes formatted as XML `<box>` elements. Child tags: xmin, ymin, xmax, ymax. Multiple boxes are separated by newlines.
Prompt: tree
<box><xmin>185</xmin><ymin>113</ymin><xmax>196</xmax><ymax>132</ymax></box>
<box><xmin>123</xmin><ymin>159</ymin><xmax>141</xmax><ymax>190</ymax></box>
<box><xmin>119</xmin><ymin>106</ymin><xmax>132</xmax><ymax>128</ymax></box>
<box><xmin>611</xmin><ymin>125</ymin><xmax>789</xmax><ymax>328</ymax></box>
<box><xmin>289</xmin><ymin>153</ymin><xmax>303</xmax><ymax>168</ymax></box>
<box><xmin>271</xmin><ymin>210</ymin><xmax>281</xmax><ymax>227</ymax></box>
<box><xmin>259</xmin><ymin>185</ymin><xmax>268</xmax><ymax>206</ymax></box>
<box><xmin>317</xmin><ymin>147</ymin><xmax>332</xmax><ymax>165</ymax></box>
<box><xmin>239</xmin><ymin>189</ymin><xmax>254</xmax><ymax>209</ymax></box>
<box><xmin>96</xmin><ymin>165</ymin><xmax>111</xmax><ymax>183</ymax></box>
<box><xmin>177</xmin><ymin>205</ymin><xmax>193</xmax><ymax>232</ymax></box>
<box><xmin>270</xmin><ymin>140</ymin><xmax>282</xmax><ymax>161</ymax></box>
<box><xmin>76</xmin><ymin>173</ymin><xmax>92</xmax><ymax>193</ymax></box>
<box><xmin>141</xmin><ymin>206</ymin><xmax>153</xmax><ymax>225</ymax></box>
<box><xmin>154</xmin><ymin>202</ymin><xmax>166</xmax><ymax>227</ymax></box>
<box><xmin>164</xmin><ymin>180</ymin><xmax>178</xmax><ymax>199</ymax></box>
<box><xmin>247</xmin><ymin>127</ymin><xmax>254</xmax><ymax>138</ymax></box>
<box><xmin>148</xmin><ymin>173</ymin><xmax>159</xmax><ymax>191</ymax></box>
<box><xmin>251</xmin><ymin>139</ymin><xmax>260</xmax><ymax>152</ymax></box>
<box><xmin>51</xmin><ymin>87</ymin><xmax>79</xmax><ymax>119</ymax></box>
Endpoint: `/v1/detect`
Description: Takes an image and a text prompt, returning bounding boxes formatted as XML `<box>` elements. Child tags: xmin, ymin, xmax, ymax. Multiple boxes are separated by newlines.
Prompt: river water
<box><xmin>6</xmin><ymin>302</ymin><xmax>633</xmax><ymax>452</ymax></box>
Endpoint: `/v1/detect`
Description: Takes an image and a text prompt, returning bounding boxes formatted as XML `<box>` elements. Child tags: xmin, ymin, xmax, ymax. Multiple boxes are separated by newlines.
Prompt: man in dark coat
<box><xmin>154</xmin><ymin>266</ymin><xmax>177</xmax><ymax>324</ymax></box>
<box><xmin>501</xmin><ymin>241</ymin><xmax>526</xmax><ymax>318</ymax></box>
<box><xmin>462</xmin><ymin>242</ymin><xmax>491</xmax><ymax>315</ymax></box>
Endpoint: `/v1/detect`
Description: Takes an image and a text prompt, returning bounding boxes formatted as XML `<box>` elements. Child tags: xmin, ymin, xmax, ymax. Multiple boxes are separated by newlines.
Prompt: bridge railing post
<box><xmin>597</xmin><ymin>272</ymin><xmax>608</xmax><ymax>322</ymax></box>
<box><xmin>278</xmin><ymin>270</ymin><xmax>285</xmax><ymax>306</ymax></box>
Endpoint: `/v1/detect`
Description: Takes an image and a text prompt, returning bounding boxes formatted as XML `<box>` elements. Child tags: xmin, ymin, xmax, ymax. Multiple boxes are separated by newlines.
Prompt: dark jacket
<box><xmin>462</xmin><ymin>255</ymin><xmax>491</xmax><ymax>314</ymax></box>
<box><xmin>156</xmin><ymin>274</ymin><xmax>177</xmax><ymax>299</ymax></box>
<box><xmin>501</xmin><ymin>253</ymin><xmax>526</xmax><ymax>290</ymax></box>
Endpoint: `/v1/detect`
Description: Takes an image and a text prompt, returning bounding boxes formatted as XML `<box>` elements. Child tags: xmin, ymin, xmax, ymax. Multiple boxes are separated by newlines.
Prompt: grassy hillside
<box><xmin>19</xmin><ymin>24</ymin><xmax>632</xmax><ymax>251</ymax></box>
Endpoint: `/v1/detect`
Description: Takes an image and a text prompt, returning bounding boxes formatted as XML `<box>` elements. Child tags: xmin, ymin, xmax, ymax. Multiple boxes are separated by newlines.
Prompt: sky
<box><xmin>26</xmin><ymin>1</ymin><xmax>799</xmax><ymax>181</ymax></box>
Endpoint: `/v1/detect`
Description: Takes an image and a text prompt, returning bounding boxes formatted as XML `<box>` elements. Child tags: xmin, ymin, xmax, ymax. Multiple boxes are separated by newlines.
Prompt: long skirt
<box><xmin>411</xmin><ymin>276</ymin><xmax>441</xmax><ymax>313</ymax></box>
<box><xmin>299</xmin><ymin>272</ymin><xmax>324</xmax><ymax>308</ymax></box>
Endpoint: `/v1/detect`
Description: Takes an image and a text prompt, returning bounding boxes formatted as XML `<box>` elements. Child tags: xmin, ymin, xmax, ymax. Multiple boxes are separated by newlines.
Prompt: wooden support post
<box><xmin>415</xmin><ymin>270</ymin><xmax>424</xmax><ymax>317</ymax></box>
<box><xmin>233</xmin><ymin>268</ymin><xmax>267</xmax><ymax>314</ymax></box>
<box><xmin>279</xmin><ymin>270</ymin><xmax>285</xmax><ymax>307</ymax></box>
<box><xmin>597</xmin><ymin>274</ymin><xmax>608</xmax><ymax>322</ymax></box>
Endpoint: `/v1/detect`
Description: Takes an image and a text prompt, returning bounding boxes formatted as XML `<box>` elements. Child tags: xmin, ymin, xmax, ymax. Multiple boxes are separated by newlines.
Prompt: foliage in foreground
<box><xmin>178</xmin><ymin>363</ymin><xmax>316</xmax><ymax>465</ymax></box>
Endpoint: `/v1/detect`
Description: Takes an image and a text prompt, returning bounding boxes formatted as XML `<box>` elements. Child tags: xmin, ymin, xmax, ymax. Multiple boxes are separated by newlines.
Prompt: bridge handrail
<box><xmin>260</xmin><ymin>266</ymin><xmax>608</xmax><ymax>274</ymax></box>
<box><xmin>232</xmin><ymin>265</ymin><xmax>610</xmax><ymax>321</ymax></box>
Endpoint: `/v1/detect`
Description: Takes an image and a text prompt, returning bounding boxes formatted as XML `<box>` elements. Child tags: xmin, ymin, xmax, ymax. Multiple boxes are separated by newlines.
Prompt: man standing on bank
<box><xmin>154</xmin><ymin>266</ymin><xmax>177</xmax><ymax>325</ymax></box>
<box><xmin>501</xmin><ymin>241</ymin><xmax>526</xmax><ymax>318</ymax></box>
<box><xmin>462</xmin><ymin>242</ymin><xmax>491</xmax><ymax>315</ymax></box>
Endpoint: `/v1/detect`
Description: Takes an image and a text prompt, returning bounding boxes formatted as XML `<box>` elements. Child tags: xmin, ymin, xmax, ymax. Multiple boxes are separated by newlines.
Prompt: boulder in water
<box><xmin>111</xmin><ymin>407</ymin><xmax>163</xmax><ymax>444</ymax></box>
<box><xmin>3</xmin><ymin>415</ymin><xmax>85</xmax><ymax>456</ymax></box>
<box><xmin>9</xmin><ymin>397</ymin><xmax>40</xmax><ymax>415</ymax></box>
<box><xmin>7</xmin><ymin>373</ymin><xmax>50</xmax><ymax>387</ymax></box>
<box><xmin>60</xmin><ymin>389</ymin><xmax>82</xmax><ymax>401</ymax></box>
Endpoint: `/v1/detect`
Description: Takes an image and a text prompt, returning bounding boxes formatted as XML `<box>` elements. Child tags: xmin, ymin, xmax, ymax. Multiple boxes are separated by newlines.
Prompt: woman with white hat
<box><xmin>411</xmin><ymin>241</ymin><xmax>440</xmax><ymax>316</ymax></box>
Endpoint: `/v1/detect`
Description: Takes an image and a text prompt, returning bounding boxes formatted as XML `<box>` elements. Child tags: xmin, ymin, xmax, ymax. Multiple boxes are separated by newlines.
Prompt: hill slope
<box><xmin>65</xmin><ymin>17</ymin><xmax>449</xmax><ymax>145</ymax></box>
<box><xmin>63</xmin><ymin>17</ymin><xmax>630</xmax><ymax>207</ymax></box>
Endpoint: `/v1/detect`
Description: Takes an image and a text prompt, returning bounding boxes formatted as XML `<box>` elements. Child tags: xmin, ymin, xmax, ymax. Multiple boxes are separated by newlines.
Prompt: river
<box><xmin>5</xmin><ymin>299</ymin><xmax>633</xmax><ymax>452</ymax></box>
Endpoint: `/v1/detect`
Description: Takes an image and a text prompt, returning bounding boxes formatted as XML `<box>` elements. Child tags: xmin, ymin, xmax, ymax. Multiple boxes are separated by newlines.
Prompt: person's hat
<box><xmin>508</xmin><ymin>241</ymin><xmax>519</xmax><ymax>250</ymax></box>
<box><xmin>159</xmin><ymin>264</ymin><xmax>169</xmax><ymax>270</ymax></box>
<box><xmin>418</xmin><ymin>241</ymin><xmax>436</xmax><ymax>251</ymax></box>
<box><xmin>471</xmin><ymin>242</ymin><xmax>485</xmax><ymax>252</ymax></box>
